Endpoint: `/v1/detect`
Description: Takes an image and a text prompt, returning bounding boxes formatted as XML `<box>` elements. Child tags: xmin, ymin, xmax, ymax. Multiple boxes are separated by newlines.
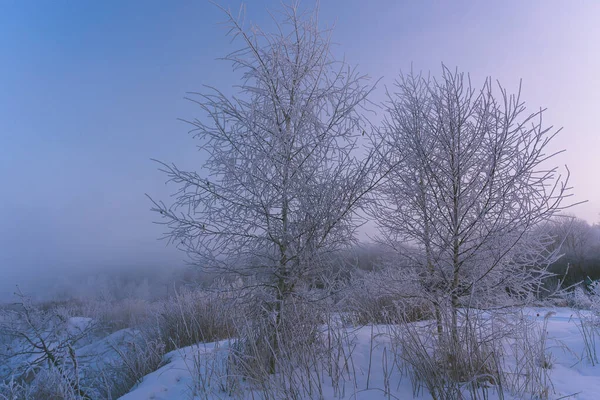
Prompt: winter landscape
<box><xmin>2</xmin><ymin>1</ymin><xmax>600</xmax><ymax>399</ymax></box>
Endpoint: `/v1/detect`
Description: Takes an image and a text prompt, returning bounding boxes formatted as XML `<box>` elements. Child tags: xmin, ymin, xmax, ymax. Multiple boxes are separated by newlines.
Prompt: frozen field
<box><xmin>119</xmin><ymin>307</ymin><xmax>600</xmax><ymax>400</ymax></box>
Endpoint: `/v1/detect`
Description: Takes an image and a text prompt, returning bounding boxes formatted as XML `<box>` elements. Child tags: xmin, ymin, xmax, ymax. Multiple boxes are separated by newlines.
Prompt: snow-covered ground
<box><xmin>118</xmin><ymin>341</ymin><xmax>229</xmax><ymax>400</ymax></box>
<box><xmin>118</xmin><ymin>307</ymin><xmax>600</xmax><ymax>400</ymax></box>
<box><xmin>3</xmin><ymin>307</ymin><xmax>599</xmax><ymax>399</ymax></box>
<box><xmin>524</xmin><ymin>308</ymin><xmax>600</xmax><ymax>400</ymax></box>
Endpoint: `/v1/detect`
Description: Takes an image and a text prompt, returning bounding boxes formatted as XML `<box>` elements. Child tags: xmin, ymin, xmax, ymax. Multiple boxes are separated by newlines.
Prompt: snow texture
<box><xmin>119</xmin><ymin>308</ymin><xmax>600</xmax><ymax>400</ymax></box>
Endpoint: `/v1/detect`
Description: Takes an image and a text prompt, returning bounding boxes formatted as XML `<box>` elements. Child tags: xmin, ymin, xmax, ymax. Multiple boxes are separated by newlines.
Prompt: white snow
<box><xmin>118</xmin><ymin>341</ymin><xmax>228</xmax><ymax>400</ymax></box>
<box><xmin>117</xmin><ymin>308</ymin><xmax>600</xmax><ymax>400</ymax></box>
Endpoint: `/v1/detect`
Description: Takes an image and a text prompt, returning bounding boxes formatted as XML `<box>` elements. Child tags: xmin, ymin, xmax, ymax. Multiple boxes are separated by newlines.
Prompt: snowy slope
<box><xmin>119</xmin><ymin>308</ymin><xmax>600</xmax><ymax>400</ymax></box>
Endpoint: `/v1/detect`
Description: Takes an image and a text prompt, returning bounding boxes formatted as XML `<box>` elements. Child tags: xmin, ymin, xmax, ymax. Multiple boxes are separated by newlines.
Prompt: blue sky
<box><xmin>1</xmin><ymin>1</ymin><xmax>599</xmax><ymax>297</ymax></box>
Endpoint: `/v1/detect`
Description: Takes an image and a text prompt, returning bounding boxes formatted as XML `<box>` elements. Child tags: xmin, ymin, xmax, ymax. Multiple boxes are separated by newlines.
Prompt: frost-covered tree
<box><xmin>370</xmin><ymin>66</ymin><xmax>575</xmax><ymax>336</ymax></box>
<box><xmin>149</xmin><ymin>3</ymin><xmax>378</xmax><ymax>364</ymax></box>
<box><xmin>0</xmin><ymin>290</ymin><xmax>94</xmax><ymax>399</ymax></box>
<box><xmin>548</xmin><ymin>216</ymin><xmax>595</xmax><ymax>261</ymax></box>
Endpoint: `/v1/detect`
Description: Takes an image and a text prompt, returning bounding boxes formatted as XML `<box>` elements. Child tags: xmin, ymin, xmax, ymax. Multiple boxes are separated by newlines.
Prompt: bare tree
<box><xmin>548</xmin><ymin>216</ymin><xmax>595</xmax><ymax>261</ymax></box>
<box><xmin>149</xmin><ymin>3</ymin><xmax>378</xmax><ymax>369</ymax></box>
<box><xmin>0</xmin><ymin>289</ymin><xmax>94</xmax><ymax>399</ymax></box>
<box><xmin>370</xmin><ymin>66</ymin><xmax>576</xmax><ymax>339</ymax></box>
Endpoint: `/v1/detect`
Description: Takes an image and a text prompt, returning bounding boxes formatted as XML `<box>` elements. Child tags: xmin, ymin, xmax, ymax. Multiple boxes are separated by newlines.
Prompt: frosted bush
<box><xmin>572</xmin><ymin>286</ymin><xmax>593</xmax><ymax>309</ymax></box>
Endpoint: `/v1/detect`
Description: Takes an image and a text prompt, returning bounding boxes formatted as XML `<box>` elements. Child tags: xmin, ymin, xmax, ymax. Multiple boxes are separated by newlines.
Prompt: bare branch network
<box><xmin>149</xmin><ymin>3</ymin><xmax>383</xmax><ymax>303</ymax></box>
<box><xmin>149</xmin><ymin>2</ymin><xmax>578</xmax><ymax>343</ymax></box>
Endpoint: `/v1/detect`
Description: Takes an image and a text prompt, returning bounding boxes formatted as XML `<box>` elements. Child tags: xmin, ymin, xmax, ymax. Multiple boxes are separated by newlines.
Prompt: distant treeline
<box><xmin>5</xmin><ymin>215</ymin><xmax>596</xmax><ymax>306</ymax></box>
<box><xmin>544</xmin><ymin>216</ymin><xmax>600</xmax><ymax>288</ymax></box>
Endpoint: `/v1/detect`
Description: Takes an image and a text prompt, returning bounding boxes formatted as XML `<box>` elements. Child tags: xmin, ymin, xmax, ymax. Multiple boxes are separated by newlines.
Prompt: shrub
<box><xmin>98</xmin><ymin>332</ymin><xmax>167</xmax><ymax>399</ymax></box>
<box><xmin>154</xmin><ymin>287</ymin><xmax>236</xmax><ymax>352</ymax></box>
<box><xmin>345</xmin><ymin>269</ymin><xmax>432</xmax><ymax>325</ymax></box>
<box><xmin>392</xmin><ymin>308</ymin><xmax>557</xmax><ymax>400</ymax></box>
<box><xmin>194</xmin><ymin>295</ymin><xmax>353</xmax><ymax>400</ymax></box>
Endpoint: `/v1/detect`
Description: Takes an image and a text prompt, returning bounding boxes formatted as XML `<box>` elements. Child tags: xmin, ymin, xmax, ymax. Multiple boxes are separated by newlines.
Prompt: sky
<box><xmin>1</xmin><ymin>0</ymin><xmax>599</xmax><ymax>298</ymax></box>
